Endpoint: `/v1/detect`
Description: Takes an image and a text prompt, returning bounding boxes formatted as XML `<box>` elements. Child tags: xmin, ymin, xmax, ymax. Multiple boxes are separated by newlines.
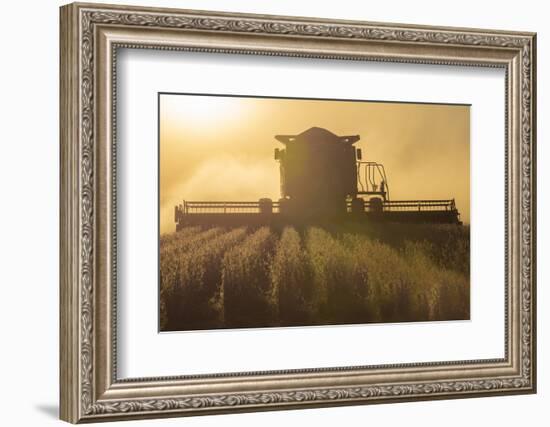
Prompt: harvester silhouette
<box><xmin>174</xmin><ymin>127</ymin><xmax>460</xmax><ymax>229</ymax></box>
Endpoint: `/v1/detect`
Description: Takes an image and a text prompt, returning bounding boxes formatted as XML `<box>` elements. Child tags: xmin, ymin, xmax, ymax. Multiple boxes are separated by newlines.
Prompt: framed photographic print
<box><xmin>60</xmin><ymin>2</ymin><xmax>537</xmax><ymax>423</ymax></box>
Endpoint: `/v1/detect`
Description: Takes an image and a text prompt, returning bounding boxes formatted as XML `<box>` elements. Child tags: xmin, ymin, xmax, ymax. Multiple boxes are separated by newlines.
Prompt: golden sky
<box><xmin>160</xmin><ymin>94</ymin><xmax>470</xmax><ymax>233</ymax></box>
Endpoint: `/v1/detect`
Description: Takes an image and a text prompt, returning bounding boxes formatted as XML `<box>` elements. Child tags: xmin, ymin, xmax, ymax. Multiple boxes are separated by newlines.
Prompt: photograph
<box><xmin>159</xmin><ymin>93</ymin><xmax>471</xmax><ymax>332</ymax></box>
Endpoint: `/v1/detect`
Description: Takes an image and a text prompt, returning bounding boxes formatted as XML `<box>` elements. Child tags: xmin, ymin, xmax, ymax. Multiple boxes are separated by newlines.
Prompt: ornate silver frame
<box><xmin>60</xmin><ymin>2</ymin><xmax>537</xmax><ymax>423</ymax></box>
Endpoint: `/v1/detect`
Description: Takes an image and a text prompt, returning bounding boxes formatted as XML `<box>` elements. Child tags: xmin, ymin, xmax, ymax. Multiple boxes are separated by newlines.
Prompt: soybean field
<box><xmin>159</xmin><ymin>223</ymin><xmax>470</xmax><ymax>331</ymax></box>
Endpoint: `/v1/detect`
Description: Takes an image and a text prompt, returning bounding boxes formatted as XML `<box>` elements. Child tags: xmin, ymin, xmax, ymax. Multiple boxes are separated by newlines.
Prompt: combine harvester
<box><xmin>174</xmin><ymin>127</ymin><xmax>460</xmax><ymax>230</ymax></box>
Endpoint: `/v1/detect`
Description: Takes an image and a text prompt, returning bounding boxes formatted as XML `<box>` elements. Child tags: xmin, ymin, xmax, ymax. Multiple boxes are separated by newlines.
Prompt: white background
<box><xmin>0</xmin><ymin>0</ymin><xmax>546</xmax><ymax>426</ymax></box>
<box><xmin>118</xmin><ymin>50</ymin><xmax>504</xmax><ymax>377</ymax></box>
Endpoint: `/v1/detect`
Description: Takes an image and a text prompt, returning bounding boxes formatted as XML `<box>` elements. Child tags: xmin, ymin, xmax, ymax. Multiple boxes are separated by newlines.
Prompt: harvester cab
<box><xmin>274</xmin><ymin>127</ymin><xmax>387</xmax><ymax>218</ymax></box>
